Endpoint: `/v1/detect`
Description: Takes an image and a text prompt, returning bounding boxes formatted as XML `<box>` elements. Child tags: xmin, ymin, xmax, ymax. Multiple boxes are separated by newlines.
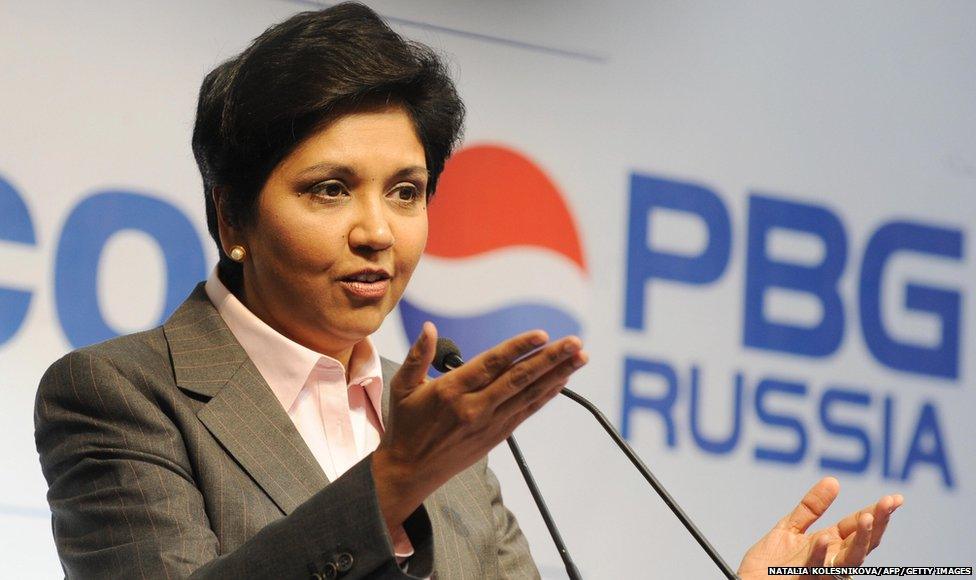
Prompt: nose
<box><xmin>348</xmin><ymin>196</ymin><xmax>394</xmax><ymax>252</ymax></box>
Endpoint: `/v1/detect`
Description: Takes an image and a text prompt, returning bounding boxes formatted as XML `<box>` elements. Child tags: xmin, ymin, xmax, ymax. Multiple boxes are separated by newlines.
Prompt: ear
<box><xmin>212</xmin><ymin>186</ymin><xmax>243</xmax><ymax>255</ymax></box>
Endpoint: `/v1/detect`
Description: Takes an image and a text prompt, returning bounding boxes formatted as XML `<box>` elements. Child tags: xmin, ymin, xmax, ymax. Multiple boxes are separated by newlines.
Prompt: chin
<box><xmin>334</xmin><ymin>315</ymin><xmax>384</xmax><ymax>339</ymax></box>
<box><xmin>319</xmin><ymin>300</ymin><xmax>394</xmax><ymax>338</ymax></box>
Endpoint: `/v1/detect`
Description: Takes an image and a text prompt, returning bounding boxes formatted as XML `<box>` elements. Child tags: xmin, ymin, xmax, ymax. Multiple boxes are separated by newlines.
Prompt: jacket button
<box><xmin>321</xmin><ymin>562</ymin><xmax>338</xmax><ymax>579</ymax></box>
<box><xmin>335</xmin><ymin>552</ymin><xmax>354</xmax><ymax>572</ymax></box>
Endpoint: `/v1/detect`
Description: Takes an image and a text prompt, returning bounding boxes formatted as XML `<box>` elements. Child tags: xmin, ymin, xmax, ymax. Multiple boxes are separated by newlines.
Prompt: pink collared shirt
<box><xmin>204</xmin><ymin>268</ymin><xmax>413</xmax><ymax>558</ymax></box>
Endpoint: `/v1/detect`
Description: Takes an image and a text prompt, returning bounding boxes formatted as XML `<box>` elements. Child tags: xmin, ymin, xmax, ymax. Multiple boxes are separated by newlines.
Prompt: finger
<box><xmin>866</xmin><ymin>497</ymin><xmax>892</xmax><ymax>553</ymax></box>
<box><xmin>391</xmin><ymin>321</ymin><xmax>438</xmax><ymax>393</ymax></box>
<box><xmin>870</xmin><ymin>494</ymin><xmax>903</xmax><ymax>551</ymax></box>
<box><xmin>835</xmin><ymin>500</ymin><xmax>877</xmax><ymax>540</ymax></box>
<box><xmin>836</xmin><ymin>494</ymin><xmax>896</xmax><ymax>541</ymax></box>
<box><xmin>498</xmin><ymin>360</ymin><xmax>576</xmax><ymax>434</ymax></box>
<box><xmin>803</xmin><ymin>533</ymin><xmax>830</xmax><ymax>568</ymax></box>
<box><xmin>493</xmin><ymin>349</ymin><xmax>587</xmax><ymax>420</ymax></box>
<box><xmin>479</xmin><ymin>336</ymin><xmax>583</xmax><ymax>410</ymax></box>
<box><xmin>835</xmin><ymin>512</ymin><xmax>873</xmax><ymax>566</ymax></box>
<box><xmin>453</xmin><ymin>330</ymin><xmax>550</xmax><ymax>391</ymax></box>
<box><xmin>777</xmin><ymin>477</ymin><xmax>840</xmax><ymax>533</ymax></box>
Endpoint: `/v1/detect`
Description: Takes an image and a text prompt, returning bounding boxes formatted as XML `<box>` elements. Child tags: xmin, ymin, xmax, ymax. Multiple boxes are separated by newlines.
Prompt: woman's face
<box><xmin>222</xmin><ymin>104</ymin><xmax>429</xmax><ymax>358</ymax></box>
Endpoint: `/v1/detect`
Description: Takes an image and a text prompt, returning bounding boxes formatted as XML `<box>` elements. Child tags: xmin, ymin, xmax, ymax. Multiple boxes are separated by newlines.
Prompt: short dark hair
<box><xmin>192</xmin><ymin>2</ymin><xmax>465</xmax><ymax>290</ymax></box>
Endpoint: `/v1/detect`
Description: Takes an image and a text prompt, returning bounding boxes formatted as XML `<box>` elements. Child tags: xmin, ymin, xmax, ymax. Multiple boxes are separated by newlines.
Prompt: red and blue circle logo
<box><xmin>399</xmin><ymin>144</ymin><xmax>588</xmax><ymax>364</ymax></box>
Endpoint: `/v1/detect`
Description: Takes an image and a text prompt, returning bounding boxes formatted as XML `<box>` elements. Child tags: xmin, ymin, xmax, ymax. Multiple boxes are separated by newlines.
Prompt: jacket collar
<box><xmin>163</xmin><ymin>283</ymin><xmax>329</xmax><ymax>514</ymax></box>
<box><xmin>163</xmin><ymin>282</ymin><xmax>248</xmax><ymax>399</ymax></box>
<box><xmin>162</xmin><ymin>282</ymin><xmax>401</xmax><ymax>515</ymax></box>
<box><xmin>202</xmin><ymin>268</ymin><xmax>386</xmax><ymax>422</ymax></box>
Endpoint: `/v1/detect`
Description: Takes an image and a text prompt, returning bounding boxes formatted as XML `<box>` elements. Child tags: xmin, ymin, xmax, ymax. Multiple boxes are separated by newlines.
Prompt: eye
<box><xmin>307</xmin><ymin>180</ymin><xmax>348</xmax><ymax>201</ymax></box>
<box><xmin>391</xmin><ymin>183</ymin><xmax>423</xmax><ymax>204</ymax></box>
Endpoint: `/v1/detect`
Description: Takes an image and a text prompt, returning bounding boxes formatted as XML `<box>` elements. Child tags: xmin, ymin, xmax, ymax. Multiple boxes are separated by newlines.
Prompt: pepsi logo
<box><xmin>399</xmin><ymin>144</ymin><xmax>588</xmax><ymax>368</ymax></box>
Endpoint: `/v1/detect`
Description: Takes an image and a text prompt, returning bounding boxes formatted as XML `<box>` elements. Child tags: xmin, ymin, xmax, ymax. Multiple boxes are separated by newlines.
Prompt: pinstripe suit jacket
<box><xmin>35</xmin><ymin>282</ymin><xmax>539</xmax><ymax>579</ymax></box>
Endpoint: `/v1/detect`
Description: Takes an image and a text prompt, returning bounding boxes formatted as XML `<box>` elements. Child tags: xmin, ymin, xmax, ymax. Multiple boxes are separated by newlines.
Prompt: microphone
<box><xmin>433</xmin><ymin>337</ymin><xmax>738</xmax><ymax>580</ymax></box>
<box><xmin>432</xmin><ymin>338</ymin><xmax>464</xmax><ymax>372</ymax></box>
<box><xmin>433</xmin><ymin>338</ymin><xmax>582</xmax><ymax>580</ymax></box>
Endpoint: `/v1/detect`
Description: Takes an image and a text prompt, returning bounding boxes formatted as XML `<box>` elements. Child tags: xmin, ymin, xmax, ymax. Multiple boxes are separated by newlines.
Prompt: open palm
<box><xmin>737</xmin><ymin>477</ymin><xmax>903</xmax><ymax>580</ymax></box>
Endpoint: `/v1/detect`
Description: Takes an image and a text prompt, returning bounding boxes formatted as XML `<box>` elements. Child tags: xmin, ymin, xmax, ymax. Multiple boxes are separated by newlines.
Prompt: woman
<box><xmin>35</xmin><ymin>3</ymin><xmax>901</xmax><ymax>578</ymax></box>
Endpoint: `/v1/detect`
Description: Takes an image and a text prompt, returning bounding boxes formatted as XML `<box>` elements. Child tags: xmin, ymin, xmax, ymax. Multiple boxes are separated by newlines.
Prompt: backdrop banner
<box><xmin>2</xmin><ymin>1</ymin><xmax>972</xmax><ymax>577</ymax></box>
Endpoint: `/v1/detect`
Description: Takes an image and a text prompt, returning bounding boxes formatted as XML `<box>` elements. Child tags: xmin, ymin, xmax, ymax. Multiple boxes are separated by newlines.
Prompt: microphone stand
<box><xmin>437</xmin><ymin>339</ymin><xmax>737</xmax><ymax>578</ymax></box>
<box><xmin>559</xmin><ymin>387</ymin><xmax>738</xmax><ymax>580</ymax></box>
<box><xmin>443</xmin><ymin>351</ymin><xmax>582</xmax><ymax>578</ymax></box>
<box><xmin>506</xmin><ymin>434</ymin><xmax>583</xmax><ymax>580</ymax></box>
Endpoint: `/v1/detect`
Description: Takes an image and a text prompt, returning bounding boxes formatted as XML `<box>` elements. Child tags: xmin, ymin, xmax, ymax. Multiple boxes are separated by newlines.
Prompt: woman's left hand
<box><xmin>737</xmin><ymin>477</ymin><xmax>904</xmax><ymax>579</ymax></box>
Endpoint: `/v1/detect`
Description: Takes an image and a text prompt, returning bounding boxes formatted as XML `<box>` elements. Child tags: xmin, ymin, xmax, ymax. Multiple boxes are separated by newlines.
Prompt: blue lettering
<box><xmin>620</xmin><ymin>356</ymin><xmax>679</xmax><ymax>446</ymax></box>
<box><xmin>0</xmin><ymin>174</ymin><xmax>36</xmax><ymax>346</ymax></box>
<box><xmin>754</xmin><ymin>378</ymin><xmax>807</xmax><ymax>464</ymax></box>
<box><xmin>744</xmin><ymin>195</ymin><xmax>847</xmax><ymax>357</ymax></box>
<box><xmin>860</xmin><ymin>222</ymin><xmax>963</xmax><ymax>379</ymax></box>
<box><xmin>618</xmin><ymin>357</ymin><xmax>954</xmax><ymax>487</ymax></box>
<box><xmin>689</xmin><ymin>366</ymin><xmax>742</xmax><ymax>454</ymax></box>
<box><xmin>901</xmin><ymin>402</ymin><xmax>953</xmax><ymax>487</ymax></box>
<box><xmin>883</xmin><ymin>396</ymin><xmax>895</xmax><ymax>479</ymax></box>
<box><xmin>819</xmin><ymin>387</ymin><xmax>872</xmax><ymax>473</ymax></box>
<box><xmin>55</xmin><ymin>190</ymin><xmax>206</xmax><ymax>347</ymax></box>
<box><xmin>625</xmin><ymin>173</ymin><xmax>730</xmax><ymax>330</ymax></box>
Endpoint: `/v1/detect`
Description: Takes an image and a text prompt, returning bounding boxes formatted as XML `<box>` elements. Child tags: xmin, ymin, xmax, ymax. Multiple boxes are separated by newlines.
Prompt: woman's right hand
<box><xmin>371</xmin><ymin>321</ymin><xmax>587</xmax><ymax>531</ymax></box>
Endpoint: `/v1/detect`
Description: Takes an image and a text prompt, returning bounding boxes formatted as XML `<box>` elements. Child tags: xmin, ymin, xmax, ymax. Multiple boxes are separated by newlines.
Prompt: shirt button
<box><xmin>335</xmin><ymin>552</ymin><xmax>354</xmax><ymax>572</ymax></box>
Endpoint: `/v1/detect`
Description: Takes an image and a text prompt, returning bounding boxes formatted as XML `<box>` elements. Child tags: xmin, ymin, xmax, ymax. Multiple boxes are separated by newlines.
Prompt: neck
<box><xmin>228</xmin><ymin>272</ymin><xmax>357</xmax><ymax>379</ymax></box>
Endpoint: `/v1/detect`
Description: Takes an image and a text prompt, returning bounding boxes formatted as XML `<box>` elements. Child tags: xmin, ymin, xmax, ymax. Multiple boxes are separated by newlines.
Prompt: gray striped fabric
<box><xmin>34</xmin><ymin>282</ymin><xmax>540</xmax><ymax>579</ymax></box>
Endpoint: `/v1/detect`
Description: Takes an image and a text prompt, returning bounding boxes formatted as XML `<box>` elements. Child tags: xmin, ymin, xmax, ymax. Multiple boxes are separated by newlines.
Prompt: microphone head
<box><xmin>433</xmin><ymin>337</ymin><xmax>463</xmax><ymax>373</ymax></box>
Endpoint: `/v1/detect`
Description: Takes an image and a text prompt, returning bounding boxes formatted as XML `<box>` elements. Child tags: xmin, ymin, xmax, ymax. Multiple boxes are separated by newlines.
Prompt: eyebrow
<box><xmin>296</xmin><ymin>162</ymin><xmax>429</xmax><ymax>181</ymax></box>
<box><xmin>392</xmin><ymin>166</ymin><xmax>431</xmax><ymax>181</ymax></box>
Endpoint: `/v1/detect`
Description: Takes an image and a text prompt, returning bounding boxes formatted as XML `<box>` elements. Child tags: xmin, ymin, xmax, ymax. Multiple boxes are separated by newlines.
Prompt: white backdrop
<box><xmin>2</xmin><ymin>1</ymin><xmax>973</xmax><ymax>577</ymax></box>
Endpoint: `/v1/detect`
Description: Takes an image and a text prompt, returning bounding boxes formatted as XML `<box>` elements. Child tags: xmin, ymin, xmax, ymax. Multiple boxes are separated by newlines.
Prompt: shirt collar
<box><xmin>204</xmin><ymin>267</ymin><xmax>385</xmax><ymax>424</ymax></box>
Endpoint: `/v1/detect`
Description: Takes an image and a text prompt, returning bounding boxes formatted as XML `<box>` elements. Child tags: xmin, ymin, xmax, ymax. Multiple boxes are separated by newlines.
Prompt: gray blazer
<box><xmin>35</xmin><ymin>283</ymin><xmax>539</xmax><ymax>579</ymax></box>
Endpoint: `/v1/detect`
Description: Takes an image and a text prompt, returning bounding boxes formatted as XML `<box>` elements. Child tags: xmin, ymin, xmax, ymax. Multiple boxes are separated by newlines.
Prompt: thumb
<box><xmin>392</xmin><ymin>321</ymin><xmax>437</xmax><ymax>394</ymax></box>
<box><xmin>778</xmin><ymin>477</ymin><xmax>840</xmax><ymax>534</ymax></box>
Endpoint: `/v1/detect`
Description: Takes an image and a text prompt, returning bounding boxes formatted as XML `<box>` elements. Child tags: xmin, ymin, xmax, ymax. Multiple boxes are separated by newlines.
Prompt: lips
<box><xmin>339</xmin><ymin>269</ymin><xmax>392</xmax><ymax>299</ymax></box>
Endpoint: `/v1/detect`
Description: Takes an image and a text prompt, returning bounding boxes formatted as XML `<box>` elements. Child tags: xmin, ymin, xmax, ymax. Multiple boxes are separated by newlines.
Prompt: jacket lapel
<box><xmin>163</xmin><ymin>283</ymin><xmax>329</xmax><ymax>515</ymax></box>
<box><xmin>380</xmin><ymin>357</ymin><xmax>398</xmax><ymax>423</ymax></box>
<box><xmin>380</xmin><ymin>357</ymin><xmax>473</xmax><ymax>576</ymax></box>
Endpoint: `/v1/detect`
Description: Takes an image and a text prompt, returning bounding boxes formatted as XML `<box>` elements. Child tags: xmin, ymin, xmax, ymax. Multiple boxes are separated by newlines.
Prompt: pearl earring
<box><xmin>229</xmin><ymin>245</ymin><xmax>247</xmax><ymax>262</ymax></box>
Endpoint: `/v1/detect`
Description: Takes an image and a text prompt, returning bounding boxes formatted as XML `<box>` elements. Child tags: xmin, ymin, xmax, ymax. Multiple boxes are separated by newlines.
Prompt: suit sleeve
<box><xmin>34</xmin><ymin>350</ymin><xmax>432</xmax><ymax>579</ymax></box>
<box><xmin>483</xmin><ymin>464</ymin><xmax>541</xmax><ymax>579</ymax></box>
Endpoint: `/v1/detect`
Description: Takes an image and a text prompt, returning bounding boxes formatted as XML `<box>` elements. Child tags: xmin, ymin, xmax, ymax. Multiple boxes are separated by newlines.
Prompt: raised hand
<box><xmin>371</xmin><ymin>321</ymin><xmax>588</xmax><ymax>530</ymax></box>
<box><xmin>737</xmin><ymin>477</ymin><xmax>904</xmax><ymax>579</ymax></box>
